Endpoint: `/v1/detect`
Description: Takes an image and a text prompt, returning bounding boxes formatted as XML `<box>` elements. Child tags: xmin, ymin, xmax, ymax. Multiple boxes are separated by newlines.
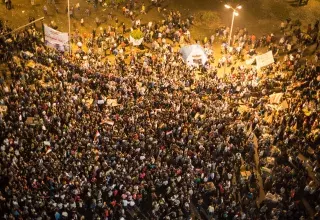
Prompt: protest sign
<box><xmin>256</xmin><ymin>51</ymin><xmax>274</xmax><ymax>69</ymax></box>
<box><xmin>107</xmin><ymin>99</ymin><xmax>119</xmax><ymax>107</ymax></box>
<box><xmin>44</xmin><ymin>24</ymin><xmax>69</xmax><ymax>52</ymax></box>
<box><xmin>98</xmin><ymin>100</ymin><xmax>105</xmax><ymax>105</ymax></box>
<box><xmin>269</xmin><ymin>93</ymin><xmax>283</xmax><ymax>104</ymax></box>
<box><xmin>0</xmin><ymin>105</ymin><xmax>7</xmax><ymax>115</ymax></box>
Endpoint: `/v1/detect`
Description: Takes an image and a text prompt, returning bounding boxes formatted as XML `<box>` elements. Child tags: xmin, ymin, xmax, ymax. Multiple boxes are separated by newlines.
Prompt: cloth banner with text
<box><xmin>44</xmin><ymin>24</ymin><xmax>69</xmax><ymax>52</ymax></box>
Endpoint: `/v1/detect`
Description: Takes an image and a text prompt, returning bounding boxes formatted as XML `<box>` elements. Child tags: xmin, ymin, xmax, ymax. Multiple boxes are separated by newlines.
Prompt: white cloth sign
<box><xmin>129</xmin><ymin>36</ymin><xmax>143</xmax><ymax>46</ymax></box>
<box><xmin>256</xmin><ymin>51</ymin><xmax>274</xmax><ymax>69</ymax></box>
<box><xmin>44</xmin><ymin>24</ymin><xmax>69</xmax><ymax>52</ymax></box>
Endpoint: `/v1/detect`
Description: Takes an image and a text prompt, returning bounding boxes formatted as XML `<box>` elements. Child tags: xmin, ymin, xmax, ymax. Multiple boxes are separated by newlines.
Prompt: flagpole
<box><xmin>67</xmin><ymin>0</ymin><xmax>71</xmax><ymax>54</ymax></box>
<box><xmin>0</xmin><ymin>17</ymin><xmax>44</xmax><ymax>37</ymax></box>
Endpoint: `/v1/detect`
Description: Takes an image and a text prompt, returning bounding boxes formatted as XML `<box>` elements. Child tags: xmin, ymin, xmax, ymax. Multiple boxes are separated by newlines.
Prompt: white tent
<box><xmin>180</xmin><ymin>44</ymin><xmax>208</xmax><ymax>66</ymax></box>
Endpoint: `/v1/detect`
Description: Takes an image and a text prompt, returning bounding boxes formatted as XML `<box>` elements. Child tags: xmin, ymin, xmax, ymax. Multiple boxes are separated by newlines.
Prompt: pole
<box><xmin>223</xmin><ymin>11</ymin><xmax>235</xmax><ymax>76</ymax></box>
<box><xmin>228</xmin><ymin>11</ymin><xmax>235</xmax><ymax>46</ymax></box>
<box><xmin>67</xmin><ymin>0</ymin><xmax>71</xmax><ymax>54</ymax></box>
<box><xmin>1</xmin><ymin>17</ymin><xmax>44</xmax><ymax>37</ymax></box>
<box><xmin>42</xmin><ymin>21</ymin><xmax>45</xmax><ymax>41</ymax></box>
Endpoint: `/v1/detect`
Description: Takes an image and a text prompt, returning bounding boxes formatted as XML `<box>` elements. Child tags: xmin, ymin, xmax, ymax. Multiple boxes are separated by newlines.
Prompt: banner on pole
<box><xmin>255</xmin><ymin>51</ymin><xmax>274</xmax><ymax>69</ymax></box>
<box><xmin>44</xmin><ymin>24</ymin><xmax>69</xmax><ymax>52</ymax></box>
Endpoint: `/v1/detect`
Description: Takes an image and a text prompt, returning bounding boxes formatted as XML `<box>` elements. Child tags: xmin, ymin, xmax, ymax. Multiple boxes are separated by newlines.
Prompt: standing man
<box><xmin>141</xmin><ymin>3</ymin><xmax>146</xmax><ymax>14</ymax></box>
<box><xmin>122</xmin><ymin>22</ymin><xmax>126</xmax><ymax>34</ymax></box>
<box><xmin>43</xmin><ymin>5</ymin><xmax>48</xmax><ymax>15</ymax></box>
<box><xmin>5</xmin><ymin>0</ymin><xmax>11</xmax><ymax>10</ymax></box>
<box><xmin>95</xmin><ymin>17</ymin><xmax>100</xmax><ymax>27</ymax></box>
<box><xmin>315</xmin><ymin>34</ymin><xmax>320</xmax><ymax>50</ymax></box>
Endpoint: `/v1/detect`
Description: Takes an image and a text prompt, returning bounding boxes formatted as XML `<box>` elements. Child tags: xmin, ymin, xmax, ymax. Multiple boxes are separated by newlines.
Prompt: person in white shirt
<box><xmin>122</xmin><ymin>199</ymin><xmax>128</xmax><ymax>207</ymax></box>
<box><xmin>208</xmin><ymin>205</ymin><xmax>214</xmax><ymax>216</ymax></box>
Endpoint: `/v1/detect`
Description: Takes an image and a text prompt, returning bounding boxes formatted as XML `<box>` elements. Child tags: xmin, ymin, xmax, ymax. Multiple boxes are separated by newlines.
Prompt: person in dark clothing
<box><xmin>316</xmin><ymin>35</ymin><xmax>320</xmax><ymax>50</ymax></box>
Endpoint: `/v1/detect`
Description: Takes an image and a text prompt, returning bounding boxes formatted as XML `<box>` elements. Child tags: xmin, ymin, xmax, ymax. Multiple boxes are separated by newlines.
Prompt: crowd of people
<box><xmin>0</xmin><ymin>0</ymin><xmax>320</xmax><ymax>219</ymax></box>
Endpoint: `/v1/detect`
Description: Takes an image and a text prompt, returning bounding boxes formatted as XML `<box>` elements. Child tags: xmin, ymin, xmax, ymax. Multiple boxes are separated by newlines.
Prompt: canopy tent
<box><xmin>180</xmin><ymin>44</ymin><xmax>208</xmax><ymax>66</ymax></box>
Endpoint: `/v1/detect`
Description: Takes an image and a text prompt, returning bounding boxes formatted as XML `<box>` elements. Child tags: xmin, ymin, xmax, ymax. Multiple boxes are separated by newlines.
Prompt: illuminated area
<box><xmin>0</xmin><ymin>0</ymin><xmax>319</xmax><ymax>219</ymax></box>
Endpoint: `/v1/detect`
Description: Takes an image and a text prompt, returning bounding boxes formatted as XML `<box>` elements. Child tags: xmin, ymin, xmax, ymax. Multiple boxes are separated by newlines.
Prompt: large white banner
<box><xmin>256</xmin><ymin>51</ymin><xmax>274</xmax><ymax>69</ymax></box>
<box><xmin>44</xmin><ymin>24</ymin><xmax>69</xmax><ymax>52</ymax></box>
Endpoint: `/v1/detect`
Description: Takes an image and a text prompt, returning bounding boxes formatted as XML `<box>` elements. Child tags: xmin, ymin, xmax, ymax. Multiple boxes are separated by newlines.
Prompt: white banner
<box><xmin>256</xmin><ymin>51</ymin><xmax>274</xmax><ymax>69</ymax></box>
<box><xmin>44</xmin><ymin>24</ymin><xmax>69</xmax><ymax>52</ymax></box>
<box><xmin>129</xmin><ymin>35</ymin><xmax>143</xmax><ymax>46</ymax></box>
<box><xmin>245</xmin><ymin>57</ymin><xmax>256</xmax><ymax>65</ymax></box>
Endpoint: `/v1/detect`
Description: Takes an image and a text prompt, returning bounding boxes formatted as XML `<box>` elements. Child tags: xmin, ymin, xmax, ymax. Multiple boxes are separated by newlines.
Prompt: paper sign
<box><xmin>256</xmin><ymin>51</ymin><xmax>274</xmax><ymax>69</ymax></box>
<box><xmin>85</xmin><ymin>98</ymin><xmax>94</xmax><ymax>105</ymax></box>
<box><xmin>302</xmin><ymin>108</ymin><xmax>312</xmax><ymax>116</ymax></box>
<box><xmin>29</xmin><ymin>84</ymin><xmax>36</xmax><ymax>91</ymax></box>
<box><xmin>25</xmin><ymin>117</ymin><xmax>34</xmax><ymax>125</ymax></box>
<box><xmin>98</xmin><ymin>100</ymin><xmax>105</xmax><ymax>104</ymax></box>
<box><xmin>106</xmin><ymin>120</ymin><xmax>114</xmax><ymax>126</ymax></box>
<box><xmin>26</xmin><ymin>60</ymin><xmax>36</xmax><ymax>68</ymax></box>
<box><xmin>266</xmin><ymin>157</ymin><xmax>275</xmax><ymax>165</ymax></box>
<box><xmin>0</xmin><ymin>105</ymin><xmax>7</xmax><ymax>114</ymax></box>
<box><xmin>241</xmin><ymin>171</ymin><xmax>251</xmax><ymax>179</ymax></box>
<box><xmin>261</xmin><ymin>167</ymin><xmax>272</xmax><ymax>174</ymax></box>
<box><xmin>101</xmin><ymin>118</ymin><xmax>114</xmax><ymax>126</ymax></box>
<box><xmin>269</xmin><ymin>93</ymin><xmax>283</xmax><ymax>104</ymax></box>
<box><xmin>238</xmin><ymin>105</ymin><xmax>250</xmax><ymax>114</ymax></box>
<box><xmin>107</xmin><ymin>99</ymin><xmax>119</xmax><ymax>107</ymax></box>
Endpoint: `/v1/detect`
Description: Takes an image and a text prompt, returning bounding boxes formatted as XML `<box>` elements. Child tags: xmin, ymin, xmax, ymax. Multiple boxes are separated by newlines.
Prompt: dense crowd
<box><xmin>0</xmin><ymin>0</ymin><xmax>320</xmax><ymax>219</ymax></box>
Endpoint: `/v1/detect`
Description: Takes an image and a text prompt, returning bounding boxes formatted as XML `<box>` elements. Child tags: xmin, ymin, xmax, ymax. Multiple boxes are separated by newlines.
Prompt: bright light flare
<box><xmin>224</xmin><ymin>4</ymin><xmax>231</xmax><ymax>8</ymax></box>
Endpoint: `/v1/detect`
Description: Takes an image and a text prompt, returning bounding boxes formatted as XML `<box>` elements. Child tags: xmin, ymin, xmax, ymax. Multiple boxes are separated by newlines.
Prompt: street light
<box><xmin>225</xmin><ymin>4</ymin><xmax>241</xmax><ymax>46</ymax></box>
<box><xmin>223</xmin><ymin>4</ymin><xmax>241</xmax><ymax>75</ymax></box>
<box><xmin>67</xmin><ymin>0</ymin><xmax>71</xmax><ymax>54</ymax></box>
